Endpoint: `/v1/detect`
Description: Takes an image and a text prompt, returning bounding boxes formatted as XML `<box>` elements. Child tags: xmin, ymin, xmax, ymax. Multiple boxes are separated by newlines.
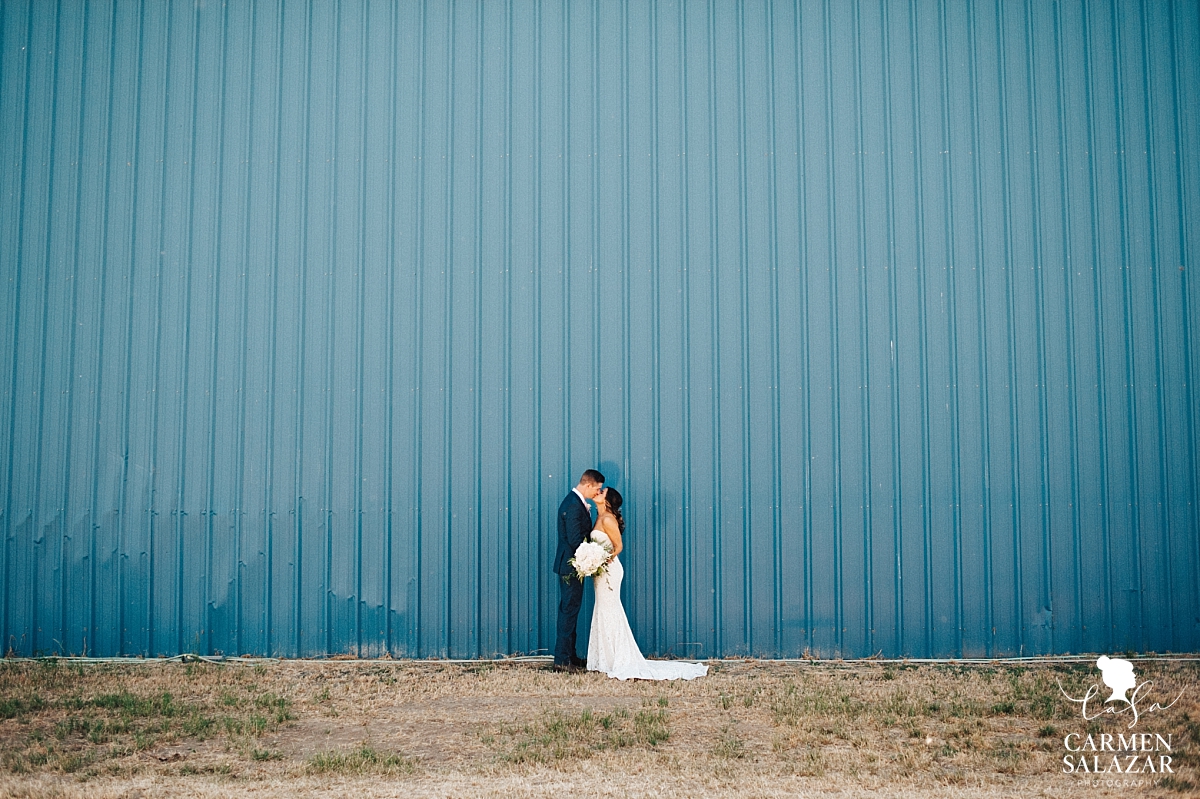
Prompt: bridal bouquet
<box><xmin>569</xmin><ymin>539</ymin><xmax>612</xmax><ymax>580</ymax></box>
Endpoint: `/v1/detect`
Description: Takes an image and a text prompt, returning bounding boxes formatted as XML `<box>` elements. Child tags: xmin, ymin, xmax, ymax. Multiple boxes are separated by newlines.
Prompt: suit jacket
<box><xmin>553</xmin><ymin>491</ymin><xmax>593</xmax><ymax>576</ymax></box>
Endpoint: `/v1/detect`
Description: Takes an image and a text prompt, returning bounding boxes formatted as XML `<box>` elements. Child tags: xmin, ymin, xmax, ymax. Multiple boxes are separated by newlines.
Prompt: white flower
<box><xmin>569</xmin><ymin>540</ymin><xmax>612</xmax><ymax>579</ymax></box>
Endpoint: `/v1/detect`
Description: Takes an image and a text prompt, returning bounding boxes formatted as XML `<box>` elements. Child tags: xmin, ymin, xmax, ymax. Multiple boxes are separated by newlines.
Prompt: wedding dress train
<box><xmin>586</xmin><ymin>530</ymin><xmax>708</xmax><ymax>681</ymax></box>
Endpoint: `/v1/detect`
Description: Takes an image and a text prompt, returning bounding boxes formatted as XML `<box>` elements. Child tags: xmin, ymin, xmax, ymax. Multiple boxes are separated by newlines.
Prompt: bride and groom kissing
<box><xmin>552</xmin><ymin>469</ymin><xmax>708</xmax><ymax>681</ymax></box>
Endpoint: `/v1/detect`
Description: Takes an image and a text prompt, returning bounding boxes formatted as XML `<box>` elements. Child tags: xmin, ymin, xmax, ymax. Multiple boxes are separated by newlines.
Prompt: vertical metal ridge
<box><xmin>503</xmin><ymin>0</ymin><xmax>514</xmax><ymax>655</ymax></box>
<box><xmin>851</xmin><ymin>0</ymin><xmax>874</xmax><ymax>655</ymax></box>
<box><xmin>1109</xmin><ymin>0</ymin><xmax>1146</xmax><ymax>650</ymax></box>
<box><xmin>936</xmin><ymin>0</ymin><xmax>963</xmax><ymax>656</ymax></box>
<box><xmin>2</xmin><ymin>0</ymin><xmax>36</xmax><ymax>654</ymax></box>
<box><xmin>472</xmin><ymin>0</ymin><xmax>484</xmax><ymax>656</ymax></box>
<box><xmin>264</xmin><ymin>0</ymin><xmax>287</xmax><ymax>656</ymax></box>
<box><xmin>412</xmin><ymin>0</ymin><xmax>427</xmax><ymax>657</ymax></box>
<box><xmin>178</xmin><ymin>0</ymin><xmax>202</xmax><ymax>655</ymax></box>
<box><xmin>562</xmin><ymin>0</ymin><xmax>571</xmax><ymax>495</ymax></box>
<box><xmin>0</xmin><ymin>0</ymin><xmax>8</xmax><ymax>658</ymax></box>
<box><xmin>383</xmin><ymin>0</ymin><xmax>399</xmax><ymax>656</ymax></box>
<box><xmin>1050</xmin><ymin>0</ymin><xmax>1083</xmax><ymax>652</ymax></box>
<box><xmin>1166</xmin><ymin>0</ymin><xmax>1200</xmax><ymax>628</ymax></box>
<box><xmin>590</xmin><ymin>0</ymin><xmax>600</xmax><ymax>466</ymax></box>
<box><xmin>205</xmin><ymin>0</ymin><xmax>231</xmax><ymax>655</ymax></box>
<box><xmin>821</xmin><ymin>0</ymin><xmax>843</xmax><ymax>654</ymax></box>
<box><xmin>532</xmin><ymin>0</ymin><xmax>542</xmax><ymax>648</ymax></box>
<box><xmin>765</xmin><ymin>0</ymin><xmax>784</xmax><ymax>656</ymax></box>
<box><xmin>322</xmin><ymin>0</ymin><xmax>342</xmax><ymax>656</ymax></box>
<box><xmin>735</xmin><ymin>0</ymin><xmax>752</xmax><ymax>654</ymax></box>
<box><xmin>705</xmin><ymin>0</ymin><xmax>722</xmax><ymax>655</ymax></box>
<box><xmin>29</xmin><ymin>0</ymin><xmax>66</xmax><ymax>655</ymax></box>
<box><xmin>233</xmin><ymin>0</ymin><xmax>252</xmax><ymax>657</ymax></box>
<box><xmin>624</xmin><ymin>0</ymin><xmax>633</xmax><ymax>638</ymax></box>
<box><xmin>652</xmin><ymin>0</ymin><xmax>662</xmax><ymax>652</ymax></box>
<box><xmin>907</xmin><ymin>0</ymin><xmax>933</xmax><ymax>657</ymax></box>
<box><xmin>90</xmin><ymin>0</ymin><xmax>121</xmax><ymax>656</ymax></box>
<box><xmin>880</xmin><ymin>0</ymin><xmax>905</xmax><ymax>655</ymax></box>
<box><xmin>148</xmin><ymin>0</ymin><xmax>174</xmax><ymax>656</ymax></box>
<box><xmin>793</xmin><ymin>0</ymin><xmax>814</xmax><ymax>656</ymax></box>
<box><xmin>292</xmin><ymin>0</ymin><xmax>313</xmax><ymax>655</ymax></box>
<box><xmin>618</xmin><ymin>0</ymin><xmax>631</xmax><ymax>526</ymax></box>
<box><xmin>1021</xmin><ymin>0</ymin><xmax>1053</xmax><ymax>650</ymax></box>
<box><xmin>124</xmin><ymin>0</ymin><xmax>148</xmax><ymax>656</ymax></box>
<box><xmin>1080</xmin><ymin>0</ymin><xmax>1113</xmax><ymax>651</ymax></box>
<box><xmin>441</xmin><ymin>0</ymin><xmax>455</xmax><ymax>656</ymax></box>
<box><xmin>677</xmin><ymin>0</ymin><xmax>693</xmax><ymax>653</ymax></box>
<box><xmin>965</xmin><ymin>0</ymin><xmax>994</xmax><ymax>656</ymax></box>
<box><xmin>18</xmin><ymin>1</ymin><xmax>38</xmax><ymax>652</ymax></box>
<box><xmin>60</xmin><ymin>0</ymin><xmax>92</xmax><ymax>653</ymax></box>
<box><xmin>1135</xmin><ymin>0</ymin><xmax>1174</xmax><ymax>642</ymax></box>
<box><xmin>354</xmin><ymin>0</ymin><xmax>370</xmax><ymax>655</ymax></box>
<box><xmin>994</xmin><ymin>0</ymin><xmax>1024</xmax><ymax>654</ymax></box>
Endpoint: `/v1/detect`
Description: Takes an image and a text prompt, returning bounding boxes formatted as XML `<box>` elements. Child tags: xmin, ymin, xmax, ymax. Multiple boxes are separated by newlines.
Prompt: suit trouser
<box><xmin>554</xmin><ymin>574</ymin><xmax>584</xmax><ymax>665</ymax></box>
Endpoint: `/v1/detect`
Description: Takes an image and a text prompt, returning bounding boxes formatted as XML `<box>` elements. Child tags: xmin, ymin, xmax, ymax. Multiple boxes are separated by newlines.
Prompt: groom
<box><xmin>552</xmin><ymin>468</ymin><xmax>605</xmax><ymax>672</ymax></box>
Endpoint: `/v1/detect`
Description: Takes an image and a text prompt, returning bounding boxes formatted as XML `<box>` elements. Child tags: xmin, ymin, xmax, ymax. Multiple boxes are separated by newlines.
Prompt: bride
<box><xmin>586</xmin><ymin>487</ymin><xmax>707</xmax><ymax>681</ymax></box>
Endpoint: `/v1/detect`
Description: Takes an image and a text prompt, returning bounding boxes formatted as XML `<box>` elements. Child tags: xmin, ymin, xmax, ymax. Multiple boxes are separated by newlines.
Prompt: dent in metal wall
<box><xmin>1</xmin><ymin>0</ymin><xmax>1197</xmax><ymax>659</ymax></box>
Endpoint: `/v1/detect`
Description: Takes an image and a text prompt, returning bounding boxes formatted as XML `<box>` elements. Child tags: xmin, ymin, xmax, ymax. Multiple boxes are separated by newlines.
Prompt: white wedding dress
<box><xmin>586</xmin><ymin>530</ymin><xmax>708</xmax><ymax>681</ymax></box>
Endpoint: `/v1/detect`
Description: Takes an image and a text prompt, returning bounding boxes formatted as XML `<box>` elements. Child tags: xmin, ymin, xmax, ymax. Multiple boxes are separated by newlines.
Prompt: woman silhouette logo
<box><xmin>1058</xmin><ymin>655</ymin><xmax>1182</xmax><ymax>728</ymax></box>
<box><xmin>1095</xmin><ymin>655</ymin><xmax>1137</xmax><ymax>704</ymax></box>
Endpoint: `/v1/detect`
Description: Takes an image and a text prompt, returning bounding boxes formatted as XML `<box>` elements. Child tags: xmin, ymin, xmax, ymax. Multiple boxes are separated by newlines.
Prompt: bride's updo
<box><xmin>604</xmin><ymin>487</ymin><xmax>625</xmax><ymax>535</ymax></box>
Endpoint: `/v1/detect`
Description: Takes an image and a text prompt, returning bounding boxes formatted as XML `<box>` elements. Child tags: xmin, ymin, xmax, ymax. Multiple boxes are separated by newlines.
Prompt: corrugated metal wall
<box><xmin>1</xmin><ymin>0</ymin><xmax>1197</xmax><ymax>659</ymax></box>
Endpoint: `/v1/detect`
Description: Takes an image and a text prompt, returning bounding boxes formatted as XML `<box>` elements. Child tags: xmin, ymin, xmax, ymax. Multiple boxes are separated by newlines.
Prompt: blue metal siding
<box><xmin>0</xmin><ymin>0</ymin><xmax>1197</xmax><ymax>659</ymax></box>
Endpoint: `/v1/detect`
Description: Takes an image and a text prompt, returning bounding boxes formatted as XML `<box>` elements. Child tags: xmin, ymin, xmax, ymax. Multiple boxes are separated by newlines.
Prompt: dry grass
<box><xmin>0</xmin><ymin>656</ymin><xmax>1195</xmax><ymax>797</ymax></box>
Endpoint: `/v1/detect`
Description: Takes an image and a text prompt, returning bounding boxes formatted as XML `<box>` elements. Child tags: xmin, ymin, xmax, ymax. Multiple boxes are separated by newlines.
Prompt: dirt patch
<box><xmin>0</xmin><ymin>656</ymin><xmax>1196</xmax><ymax>797</ymax></box>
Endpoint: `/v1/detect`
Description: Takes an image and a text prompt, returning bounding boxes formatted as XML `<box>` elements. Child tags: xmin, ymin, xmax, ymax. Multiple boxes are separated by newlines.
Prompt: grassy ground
<box><xmin>0</xmin><ymin>656</ymin><xmax>1196</xmax><ymax>797</ymax></box>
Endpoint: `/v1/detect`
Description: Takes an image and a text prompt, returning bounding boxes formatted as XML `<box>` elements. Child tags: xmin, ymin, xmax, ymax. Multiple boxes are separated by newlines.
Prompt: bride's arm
<box><xmin>601</xmin><ymin>515</ymin><xmax>622</xmax><ymax>556</ymax></box>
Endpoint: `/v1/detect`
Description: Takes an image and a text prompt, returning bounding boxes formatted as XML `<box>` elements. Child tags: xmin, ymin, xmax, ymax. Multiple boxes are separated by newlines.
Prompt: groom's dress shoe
<box><xmin>570</xmin><ymin>656</ymin><xmax>587</xmax><ymax>668</ymax></box>
<box><xmin>552</xmin><ymin>663</ymin><xmax>585</xmax><ymax>674</ymax></box>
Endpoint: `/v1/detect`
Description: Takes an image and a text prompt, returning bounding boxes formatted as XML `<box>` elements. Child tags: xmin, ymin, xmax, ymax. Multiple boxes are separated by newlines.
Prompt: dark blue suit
<box><xmin>553</xmin><ymin>490</ymin><xmax>593</xmax><ymax>665</ymax></box>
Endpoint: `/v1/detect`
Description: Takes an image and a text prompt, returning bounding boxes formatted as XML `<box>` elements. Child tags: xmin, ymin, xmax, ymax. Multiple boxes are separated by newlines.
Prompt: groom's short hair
<box><xmin>580</xmin><ymin>469</ymin><xmax>605</xmax><ymax>486</ymax></box>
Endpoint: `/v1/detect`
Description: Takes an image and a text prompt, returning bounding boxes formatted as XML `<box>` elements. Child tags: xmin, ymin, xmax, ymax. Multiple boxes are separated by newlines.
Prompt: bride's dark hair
<box><xmin>604</xmin><ymin>487</ymin><xmax>625</xmax><ymax>535</ymax></box>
